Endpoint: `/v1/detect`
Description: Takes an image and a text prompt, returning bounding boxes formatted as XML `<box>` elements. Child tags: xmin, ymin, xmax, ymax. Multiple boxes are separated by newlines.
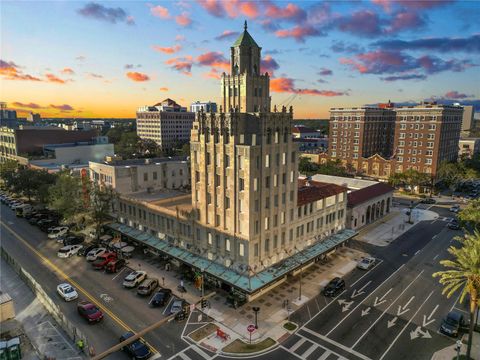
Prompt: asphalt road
<box><xmin>0</xmin><ymin>203</ymin><xmax>190</xmax><ymax>359</ymax></box>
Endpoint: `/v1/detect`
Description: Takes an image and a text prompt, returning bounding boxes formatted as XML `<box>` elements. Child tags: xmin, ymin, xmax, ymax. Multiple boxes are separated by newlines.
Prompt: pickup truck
<box><xmin>91</xmin><ymin>252</ymin><xmax>117</xmax><ymax>270</ymax></box>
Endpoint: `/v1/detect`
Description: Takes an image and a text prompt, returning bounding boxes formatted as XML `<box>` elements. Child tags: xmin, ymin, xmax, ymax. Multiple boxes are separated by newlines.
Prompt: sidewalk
<box><xmin>0</xmin><ymin>257</ymin><xmax>84</xmax><ymax>360</ymax></box>
<box><xmin>431</xmin><ymin>332</ymin><xmax>480</xmax><ymax>360</ymax></box>
<box><xmin>355</xmin><ymin>206</ymin><xmax>439</xmax><ymax>247</ymax></box>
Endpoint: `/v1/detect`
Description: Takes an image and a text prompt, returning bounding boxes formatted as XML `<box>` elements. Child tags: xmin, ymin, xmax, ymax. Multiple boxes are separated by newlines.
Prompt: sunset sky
<box><xmin>1</xmin><ymin>0</ymin><xmax>479</xmax><ymax>119</ymax></box>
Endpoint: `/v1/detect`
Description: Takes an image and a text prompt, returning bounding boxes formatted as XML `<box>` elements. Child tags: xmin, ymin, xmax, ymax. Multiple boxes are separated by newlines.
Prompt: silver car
<box><xmin>357</xmin><ymin>257</ymin><xmax>376</xmax><ymax>270</ymax></box>
<box><xmin>170</xmin><ymin>299</ymin><xmax>184</xmax><ymax>315</ymax></box>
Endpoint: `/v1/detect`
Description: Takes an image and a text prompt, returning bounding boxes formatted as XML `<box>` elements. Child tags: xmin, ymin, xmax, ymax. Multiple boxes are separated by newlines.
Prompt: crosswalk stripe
<box><xmin>301</xmin><ymin>344</ymin><xmax>318</xmax><ymax>358</ymax></box>
<box><xmin>290</xmin><ymin>338</ymin><xmax>306</xmax><ymax>352</ymax></box>
<box><xmin>178</xmin><ymin>352</ymin><xmax>190</xmax><ymax>360</ymax></box>
<box><xmin>318</xmin><ymin>350</ymin><xmax>333</xmax><ymax>360</ymax></box>
<box><xmin>190</xmin><ymin>345</ymin><xmax>211</xmax><ymax>359</ymax></box>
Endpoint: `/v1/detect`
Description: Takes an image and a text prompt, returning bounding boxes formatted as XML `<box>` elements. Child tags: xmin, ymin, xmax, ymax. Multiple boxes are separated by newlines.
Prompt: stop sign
<box><xmin>247</xmin><ymin>324</ymin><xmax>256</xmax><ymax>333</ymax></box>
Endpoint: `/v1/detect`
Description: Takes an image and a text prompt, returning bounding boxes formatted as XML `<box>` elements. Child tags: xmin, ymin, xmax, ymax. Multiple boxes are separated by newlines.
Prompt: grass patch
<box><xmin>222</xmin><ymin>337</ymin><xmax>275</xmax><ymax>354</ymax></box>
<box><xmin>188</xmin><ymin>323</ymin><xmax>218</xmax><ymax>342</ymax></box>
<box><xmin>283</xmin><ymin>322</ymin><xmax>297</xmax><ymax>331</ymax></box>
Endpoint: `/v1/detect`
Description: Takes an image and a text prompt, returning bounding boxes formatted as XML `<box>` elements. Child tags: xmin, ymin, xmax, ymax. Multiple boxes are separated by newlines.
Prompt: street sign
<box><xmin>247</xmin><ymin>324</ymin><xmax>256</xmax><ymax>333</ymax></box>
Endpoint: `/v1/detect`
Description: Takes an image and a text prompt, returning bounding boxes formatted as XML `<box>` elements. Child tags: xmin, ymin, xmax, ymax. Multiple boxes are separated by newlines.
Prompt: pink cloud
<box><xmin>0</xmin><ymin>60</ymin><xmax>42</xmax><ymax>81</ymax></box>
<box><xmin>203</xmin><ymin>68</ymin><xmax>222</xmax><ymax>79</ymax></box>
<box><xmin>265</xmin><ymin>2</ymin><xmax>306</xmax><ymax>22</ymax></box>
<box><xmin>165</xmin><ymin>56</ymin><xmax>193</xmax><ymax>75</ymax></box>
<box><xmin>275</xmin><ymin>25</ymin><xmax>321</xmax><ymax>42</ymax></box>
<box><xmin>372</xmin><ymin>0</ymin><xmax>453</xmax><ymax>11</ymax></box>
<box><xmin>196</xmin><ymin>52</ymin><xmax>229</xmax><ymax>70</ymax></box>
<box><xmin>175</xmin><ymin>12</ymin><xmax>192</xmax><ymax>26</ymax></box>
<box><xmin>386</xmin><ymin>11</ymin><xmax>425</xmax><ymax>33</ymax></box>
<box><xmin>238</xmin><ymin>1</ymin><xmax>259</xmax><ymax>18</ymax></box>
<box><xmin>50</xmin><ymin>104</ymin><xmax>74</xmax><ymax>111</ymax></box>
<box><xmin>151</xmin><ymin>5</ymin><xmax>170</xmax><ymax>19</ymax></box>
<box><xmin>444</xmin><ymin>91</ymin><xmax>472</xmax><ymax>99</ymax></box>
<box><xmin>45</xmin><ymin>73</ymin><xmax>68</xmax><ymax>84</ymax></box>
<box><xmin>126</xmin><ymin>71</ymin><xmax>150</xmax><ymax>82</ymax></box>
<box><xmin>153</xmin><ymin>45</ymin><xmax>182</xmax><ymax>54</ymax></box>
<box><xmin>197</xmin><ymin>0</ymin><xmax>225</xmax><ymax>17</ymax></box>
<box><xmin>197</xmin><ymin>0</ymin><xmax>259</xmax><ymax>19</ymax></box>
<box><xmin>337</xmin><ymin>10</ymin><xmax>382</xmax><ymax>37</ymax></box>
<box><xmin>271</xmin><ymin>77</ymin><xmax>346</xmax><ymax>96</ymax></box>
<box><xmin>215</xmin><ymin>30</ymin><xmax>240</xmax><ymax>40</ymax></box>
<box><xmin>261</xmin><ymin>55</ymin><xmax>279</xmax><ymax>75</ymax></box>
<box><xmin>61</xmin><ymin>67</ymin><xmax>75</xmax><ymax>75</ymax></box>
<box><xmin>12</xmin><ymin>102</ymin><xmax>43</xmax><ymax>109</ymax></box>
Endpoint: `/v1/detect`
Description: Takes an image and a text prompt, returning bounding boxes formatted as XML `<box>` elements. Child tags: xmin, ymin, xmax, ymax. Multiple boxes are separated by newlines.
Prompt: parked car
<box><xmin>447</xmin><ymin>220</ymin><xmax>461</xmax><ymax>230</ymax></box>
<box><xmin>78</xmin><ymin>243</ymin><xmax>99</xmax><ymax>257</ymax></box>
<box><xmin>449</xmin><ymin>205</ymin><xmax>460</xmax><ymax>213</ymax></box>
<box><xmin>63</xmin><ymin>235</ymin><xmax>85</xmax><ymax>246</ymax></box>
<box><xmin>105</xmin><ymin>259</ymin><xmax>126</xmax><ymax>273</ymax></box>
<box><xmin>77</xmin><ymin>301</ymin><xmax>103</xmax><ymax>323</ymax></box>
<box><xmin>322</xmin><ymin>277</ymin><xmax>345</xmax><ymax>297</ymax></box>
<box><xmin>92</xmin><ymin>252</ymin><xmax>117</xmax><ymax>270</ymax></box>
<box><xmin>119</xmin><ymin>331</ymin><xmax>151</xmax><ymax>360</ymax></box>
<box><xmin>15</xmin><ymin>204</ymin><xmax>33</xmax><ymax>217</ymax></box>
<box><xmin>123</xmin><ymin>271</ymin><xmax>147</xmax><ymax>288</ymax></box>
<box><xmin>10</xmin><ymin>201</ymin><xmax>24</xmax><ymax>210</ymax></box>
<box><xmin>440</xmin><ymin>311</ymin><xmax>465</xmax><ymax>337</ymax></box>
<box><xmin>57</xmin><ymin>245</ymin><xmax>83</xmax><ymax>258</ymax></box>
<box><xmin>150</xmin><ymin>289</ymin><xmax>172</xmax><ymax>307</ymax></box>
<box><xmin>137</xmin><ymin>278</ymin><xmax>159</xmax><ymax>296</ymax></box>
<box><xmin>86</xmin><ymin>248</ymin><xmax>107</xmax><ymax>262</ymax></box>
<box><xmin>420</xmin><ymin>198</ymin><xmax>436</xmax><ymax>204</ymax></box>
<box><xmin>170</xmin><ymin>299</ymin><xmax>185</xmax><ymax>315</ymax></box>
<box><xmin>56</xmin><ymin>283</ymin><xmax>78</xmax><ymax>301</ymax></box>
<box><xmin>48</xmin><ymin>226</ymin><xmax>69</xmax><ymax>239</ymax></box>
<box><xmin>38</xmin><ymin>219</ymin><xmax>59</xmax><ymax>232</ymax></box>
<box><xmin>357</xmin><ymin>257</ymin><xmax>376</xmax><ymax>270</ymax></box>
<box><xmin>28</xmin><ymin>213</ymin><xmax>48</xmax><ymax>225</ymax></box>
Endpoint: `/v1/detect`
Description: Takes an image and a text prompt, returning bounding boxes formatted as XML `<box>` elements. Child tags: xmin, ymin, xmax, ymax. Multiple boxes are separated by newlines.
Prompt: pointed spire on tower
<box><xmin>244</xmin><ymin>20</ymin><xmax>247</xmax><ymax>31</ymax></box>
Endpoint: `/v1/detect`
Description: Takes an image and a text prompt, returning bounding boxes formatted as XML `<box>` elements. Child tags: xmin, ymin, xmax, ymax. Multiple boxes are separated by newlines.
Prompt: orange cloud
<box><xmin>271</xmin><ymin>77</ymin><xmax>346</xmax><ymax>96</ymax></box>
<box><xmin>238</xmin><ymin>1</ymin><xmax>259</xmax><ymax>18</ymax></box>
<box><xmin>165</xmin><ymin>56</ymin><xmax>193</xmax><ymax>75</ymax></box>
<box><xmin>45</xmin><ymin>73</ymin><xmax>68</xmax><ymax>84</ymax></box>
<box><xmin>151</xmin><ymin>5</ymin><xmax>170</xmax><ymax>19</ymax></box>
<box><xmin>153</xmin><ymin>45</ymin><xmax>182</xmax><ymax>54</ymax></box>
<box><xmin>61</xmin><ymin>67</ymin><xmax>75</xmax><ymax>75</ymax></box>
<box><xmin>196</xmin><ymin>51</ymin><xmax>229</xmax><ymax>70</ymax></box>
<box><xmin>159</xmin><ymin>87</ymin><xmax>169</xmax><ymax>91</ymax></box>
<box><xmin>1</xmin><ymin>60</ymin><xmax>42</xmax><ymax>81</ymax></box>
<box><xmin>12</xmin><ymin>102</ymin><xmax>43</xmax><ymax>109</ymax></box>
<box><xmin>203</xmin><ymin>68</ymin><xmax>222</xmax><ymax>79</ymax></box>
<box><xmin>126</xmin><ymin>71</ymin><xmax>150</xmax><ymax>82</ymax></box>
<box><xmin>175</xmin><ymin>12</ymin><xmax>192</xmax><ymax>26</ymax></box>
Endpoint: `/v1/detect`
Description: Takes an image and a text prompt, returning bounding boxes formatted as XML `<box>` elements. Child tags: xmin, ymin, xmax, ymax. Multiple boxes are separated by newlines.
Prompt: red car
<box><xmin>77</xmin><ymin>301</ymin><xmax>103</xmax><ymax>323</ymax></box>
<box><xmin>91</xmin><ymin>252</ymin><xmax>117</xmax><ymax>270</ymax></box>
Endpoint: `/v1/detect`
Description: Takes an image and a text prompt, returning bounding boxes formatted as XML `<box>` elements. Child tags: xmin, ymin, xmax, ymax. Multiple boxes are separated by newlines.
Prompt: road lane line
<box><xmin>301</xmin><ymin>328</ymin><xmax>372</xmax><ymax>360</ymax></box>
<box><xmin>0</xmin><ymin>220</ymin><xmax>159</xmax><ymax>355</ymax></box>
<box><xmin>323</xmin><ymin>264</ymin><xmax>405</xmax><ymax>336</ymax></box>
<box><xmin>350</xmin><ymin>270</ymin><xmax>425</xmax><ymax>347</ymax></box>
<box><xmin>379</xmin><ymin>291</ymin><xmax>434</xmax><ymax>360</ymax></box>
<box><xmin>303</xmin><ymin>289</ymin><xmax>346</xmax><ymax>328</ymax></box>
<box><xmin>350</xmin><ymin>259</ymin><xmax>383</xmax><ymax>288</ymax></box>
<box><xmin>433</xmin><ymin>254</ymin><xmax>439</xmax><ymax>260</ymax></box>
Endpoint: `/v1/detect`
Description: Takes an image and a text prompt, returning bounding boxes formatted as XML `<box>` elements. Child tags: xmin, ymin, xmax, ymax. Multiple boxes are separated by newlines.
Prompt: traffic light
<box><xmin>201</xmin><ymin>298</ymin><xmax>207</xmax><ymax>308</ymax></box>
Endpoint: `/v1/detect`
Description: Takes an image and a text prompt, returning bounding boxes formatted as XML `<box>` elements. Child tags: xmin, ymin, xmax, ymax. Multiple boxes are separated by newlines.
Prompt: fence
<box><xmin>1</xmin><ymin>247</ymin><xmax>90</xmax><ymax>357</ymax></box>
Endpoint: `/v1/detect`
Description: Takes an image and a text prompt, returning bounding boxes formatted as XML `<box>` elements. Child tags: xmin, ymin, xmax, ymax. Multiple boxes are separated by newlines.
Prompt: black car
<box><xmin>119</xmin><ymin>332</ymin><xmax>151</xmax><ymax>360</ymax></box>
<box><xmin>440</xmin><ymin>311</ymin><xmax>465</xmax><ymax>337</ymax></box>
<box><xmin>28</xmin><ymin>213</ymin><xmax>48</xmax><ymax>225</ymax></box>
<box><xmin>150</xmin><ymin>288</ymin><xmax>172</xmax><ymax>307</ymax></box>
<box><xmin>421</xmin><ymin>198</ymin><xmax>436</xmax><ymax>204</ymax></box>
<box><xmin>322</xmin><ymin>277</ymin><xmax>345</xmax><ymax>297</ymax></box>
<box><xmin>38</xmin><ymin>219</ymin><xmax>59</xmax><ymax>232</ymax></box>
<box><xmin>63</xmin><ymin>235</ymin><xmax>85</xmax><ymax>246</ymax></box>
<box><xmin>447</xmin><ymin>220</ymin><xmax>461</xmax><ymax>230</ymax></box>
<box><xmin>78</xmin><ymin>243</ymin><xmax>99</xmax><ymax>257</ymax></box>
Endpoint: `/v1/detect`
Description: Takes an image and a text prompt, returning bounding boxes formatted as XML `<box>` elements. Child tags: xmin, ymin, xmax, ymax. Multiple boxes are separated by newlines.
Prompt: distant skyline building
<box><xmin>27</xmin><ymin>112</ymin><xmax>41</xmax><ymax>122</ymax></box>
<box><xmin>136</xmin><ymin>98</ymin><xmax>195</xmax><ymax>150</ymax></box>
<box><xmin>190</xmin><ymin>101</ymin><xmax>217</xmax><ymax>113</ymax></box>
<box><xmin>0</xmin><ymin>102</ymin><xmax>17</xmax><ymax>122</ymax></box>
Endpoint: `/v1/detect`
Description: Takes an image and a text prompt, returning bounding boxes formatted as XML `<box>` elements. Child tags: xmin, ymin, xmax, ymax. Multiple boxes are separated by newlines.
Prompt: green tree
<box><xmin>13</xmin><ymin>169</ymin><xmax>57</xmax><ymax>202</ymax></box>
<box><xmin>458</xmin><ymin>199</ymin><xmax>480</xmax><ymax>231</ymax></box>
<box><xmin>86</xmin><ymin>183</ymin><xmax>116</xmax><ymax>239</ymax></box>
<box><xmin>0</xmin><ymin>160</ymin><xmax>19</xmax><ymax>190</ymax></box>
<box><xmin>299</xmin><ymin>157</ymin><xmax>319</xmax><ymax>176</ymax></box>
<box><xmin>388</xmin><ymin>172</ymin><xmax>405</xmax><ymax>188</ymax></box>
<box><xmin>48</xmin><ymin>172</ymin><xmax>84</xmax><ymax>222</ymax></box>
<box><xmin>437</xmin><ymin>161</ymin><xmax>463</xmax><ymax>192</ymax></box>
<box><xmin>433</xmin><ymin>232</ymin><xmax>480</xmax><ymax>359</ymax></box>
<box><xmin>115</xmin><ymin>131</ymin><xmax>140</xmax><ymax>158</ymax></box>
<box><xmin>317</xmin><ymin>160</ymin><xmax>348</xmax><ymax>177</ymax></box>
<box><xmin>180</xmin><ymin>142</ymin><xmax>191</xmax><ymax>157</ymax></box>
<box><xmin>138</xmin><ymin>139</ymin><xmax>161</xmax><ymax>158</ymax></box>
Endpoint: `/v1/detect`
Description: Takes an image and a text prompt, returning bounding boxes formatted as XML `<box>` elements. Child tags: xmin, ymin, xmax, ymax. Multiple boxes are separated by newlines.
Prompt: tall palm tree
<box><xmin>433</xmin><ymin>231</ymin><xmax>480</xmax><ymax>359</ymax></box>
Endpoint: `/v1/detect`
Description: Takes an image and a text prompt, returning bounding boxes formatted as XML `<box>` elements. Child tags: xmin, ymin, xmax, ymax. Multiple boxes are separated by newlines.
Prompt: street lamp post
<box><xmin>201</xmin><ymin>269</ymin><xmax>205</xmax><ymax>298</ymax></box>
<box><xmin>408</xmin><ymin>200</ymin><xmax>414</xmax><ymax>224</ymax></box>
<box><xmin>252</xmin><ymin>306</ymin><xmax>260</xmax><ymax>329</ymax></box>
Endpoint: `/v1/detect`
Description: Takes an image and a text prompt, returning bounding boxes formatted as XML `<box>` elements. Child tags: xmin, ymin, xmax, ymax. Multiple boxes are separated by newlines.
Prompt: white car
<box><xmin>57</xmin><ymin>245</ymin><xmax>83</xmax><ymax>258</ymax></box>
<box><xmin>10</xmin><ymin>201</ymin><xmax>23</xmax><ymax>209</ymax></box>
<box><xmin>86</xmin><ymin>248</ymin><xmax>106</xmax><ymax>262</ymax></box>
<box><xmin>48</xmin><ymin>226</ymin><xmax>69</xmax><ymax>239</ymax></box>
<box><xmin>122</xmin><ymin>271</ymin><xmax>147</xmax><ymax>288</ymax></box>
<box><xmin>449</xmin><ymin>205</ymin><xmax>460</xmax><ymax>213</ymax></box>
<box><xmin>357</xmin><ymin>257</ymin><xmax>376</xmax><ymax>270</ymax></box>
<box><xmin>56</xmin><ymin>283</ymin><xmax>78</xmax><ymax>301</ymax></box>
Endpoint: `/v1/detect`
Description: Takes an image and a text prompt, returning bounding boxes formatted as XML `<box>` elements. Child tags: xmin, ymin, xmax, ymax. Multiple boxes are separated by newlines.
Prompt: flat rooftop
<box><xmin>122</xmin><ymin>189</ymin><xmax>193</xmax><ymax>218</ymax></box>
<box><xmin>99</xmin><ymin>156</ymin><xmax>188</xmax><ymax>167</ymax></box>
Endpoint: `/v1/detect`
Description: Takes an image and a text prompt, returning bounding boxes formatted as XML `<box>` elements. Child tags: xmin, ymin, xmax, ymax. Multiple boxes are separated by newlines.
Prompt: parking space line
<box><xmin>350</xmin><ymin>270</ymin><xmax>425</xmax><ymax>346</ymax></box>
<box><xmin>350</xmin><ymin>259</ymin><xmax>384</xmax><ymax>288</ymax></box>
<box><xmin>449</xmin><ymin>292</ymin><xmax>462</xmax><ymax>313</ymax></box>
<box><xmin>111</xmin><ymin>266</ymin><xmax>126</xmax><ymax>280</ymax></box>
<box><xmin>379</xmin><ymin>291</ymin><xmax>434</xmax><ymax>360</ymax></box>
<box><xmin>163</xmin><ymin>297</ymin><xmax>175</xmax><ymax>315</ymax></box>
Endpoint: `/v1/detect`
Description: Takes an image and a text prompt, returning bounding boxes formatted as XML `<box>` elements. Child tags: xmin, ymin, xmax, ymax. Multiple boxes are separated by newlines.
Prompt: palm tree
<box><xmin>433</xmin><ymin>231</ymin><xmax>480</xmax><ymax>359</ymax></box>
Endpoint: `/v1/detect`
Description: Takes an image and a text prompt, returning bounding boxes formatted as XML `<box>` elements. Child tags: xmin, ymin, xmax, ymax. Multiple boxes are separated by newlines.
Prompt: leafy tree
<box><xmin>115</xmin><ymin>131</ymin><xmax>140</xmax><ymax>159</ymax></box>
<box><xmin>318</xmin><ymin>160</ymin><xmax>348</xmax><ymax>177</ymax></box>
<box><xmin>0</xmin><ymin>160</ymin><xmax>18</xmax><ymax>190</ymax></box>
<box><xmin>86</xmin><ymin>183</ymin><xmax>116</xmax><ymax>239</ymax></box>
<box><xmin>437</xmin><ymin>161</ymin><xmax>463</xmax><ymax>191</ymax></box>
<box><xmin>48</xmin><ymin>172</ymin><xmax>84</xmax><ymax>222</ymax></box>
<box><xmin>433</xmin><ymin>232</ymin><xmax>480</xmax><ymax>359</ymax></box>
<box><xmin>458</xmin><ymin>199</ymin><xmax>480</xmax><ymax>231</ymax></box>
<box><xmin>299</xmin><ymin>157</ymin><xmax>319</xmax><ymax>176</ymax></box>
<box><xmin>180</xmin><ymin>142</ymin><xmax>191</xmax><ymax>157</ymax></box>
<box><xmin>388</xmin><ymin>173</ymin><xmax>405</xmax><ymax>188</ymax></box>
<box><xmin>138</xmin><ymin>139</ymin><xmax>161</xmax><ymax>158</ymax></box>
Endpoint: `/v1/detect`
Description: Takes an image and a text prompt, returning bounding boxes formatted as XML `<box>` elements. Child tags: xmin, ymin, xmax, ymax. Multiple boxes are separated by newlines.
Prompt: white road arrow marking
<box><xmin>374</xmin><ymin>288</ymin><xmax>392</xmax><ymax>307</ymax></box>
<box><xmin>410</xmin><ymin>326</ymin><xmax>432</xmax><ymax>340</ymax></box>
<box><xmin>397</xmin><ymin>296</ymin><xmax>415</xmax><ymax>316</ymax></box>
<box><xmin>422</xmin><ymin>304</ymin><xmax>439</xmax><ymax>327</ymax></box>
<box><xmin>387</xmin><ymin>317</ymin><xmax>397</xmax><ymax>328</ymax></box>
<box><xmin>351</xmin><ymin>281</ymin><xmax>372</xmax><ymax>299</ymax></box>
<box><xmin>338</xmin><ymin>299</ymin><xmax>354</xmax><ymax>312</ymax></box>
<box><xmin>361</xmin><ymin>307</ymin><xmax>371</xmax><ymax>317</ymax></box>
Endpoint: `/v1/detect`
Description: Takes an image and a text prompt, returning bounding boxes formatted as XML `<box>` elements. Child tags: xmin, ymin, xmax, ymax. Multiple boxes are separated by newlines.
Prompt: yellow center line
<box><xmin>0</xmin><ymin>220</ymin><xmax>158</xmax><ymax>354</ymax></box>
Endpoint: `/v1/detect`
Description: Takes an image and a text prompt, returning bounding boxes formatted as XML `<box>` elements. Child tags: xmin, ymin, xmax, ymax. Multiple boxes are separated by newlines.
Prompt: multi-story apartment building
<box><xmin>108</xmin><ymin>23</ymin><xmax>354</xmax><ymax>301</ymax></box>
<box><xmin>329</xmin><ymin>107</ymin><xmax>396</xmax><ymax>164</ymax></box>
<box><xmin>191</xmin><ymin>101</ymin><xmax>217</xmax><ymax>113</ymax></box>
<box><xmin>136</xmin><ymin>98</ymin><xmax>194</xmax><ymax>150</ymax></box>
<box><xmin>89</xmin><ymin>156</ymin><xmax>190</xmax><ymax>193</ymax></box>
<box><xmin>393</xmin><ymin>104</ymin><xmax>463</xmax><ymax>175</ymax></box>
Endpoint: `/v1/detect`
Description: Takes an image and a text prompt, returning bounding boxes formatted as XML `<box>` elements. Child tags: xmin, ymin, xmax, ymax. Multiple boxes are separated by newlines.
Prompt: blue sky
<box><xmin>1</xmin><ymin>1</ymin><xmax>479</xmax><ymax>118</ymax></box>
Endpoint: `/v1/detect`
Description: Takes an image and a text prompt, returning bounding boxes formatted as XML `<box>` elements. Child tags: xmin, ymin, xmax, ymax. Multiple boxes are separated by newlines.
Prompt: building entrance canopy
<box><xmin>107</xmin><ymin>223</ymin><xmax>355</xmax><ymax>294</ymax></box>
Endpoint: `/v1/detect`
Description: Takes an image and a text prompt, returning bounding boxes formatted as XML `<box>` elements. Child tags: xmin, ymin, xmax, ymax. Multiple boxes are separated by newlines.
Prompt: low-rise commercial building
<box><xmin>458</xmin><ymin>138</ymin><xmax>480</xmax><ymax>159</ymax></box>
<box><xmin>190</xmin><ymin>101</ymin><xmax>217</xmax><ymax>113</ymax></box>
<box><xmin>292</xmin><ymin>125</ymin><xmax>322</xmax><ymax>139</ymax></box>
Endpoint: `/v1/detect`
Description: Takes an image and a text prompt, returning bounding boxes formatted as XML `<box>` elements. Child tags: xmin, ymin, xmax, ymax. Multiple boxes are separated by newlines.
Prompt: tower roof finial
<box><xmin>244</xmin><ymin>20</ymin><xmax>247</xmax><ymax>31</ymax></box>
